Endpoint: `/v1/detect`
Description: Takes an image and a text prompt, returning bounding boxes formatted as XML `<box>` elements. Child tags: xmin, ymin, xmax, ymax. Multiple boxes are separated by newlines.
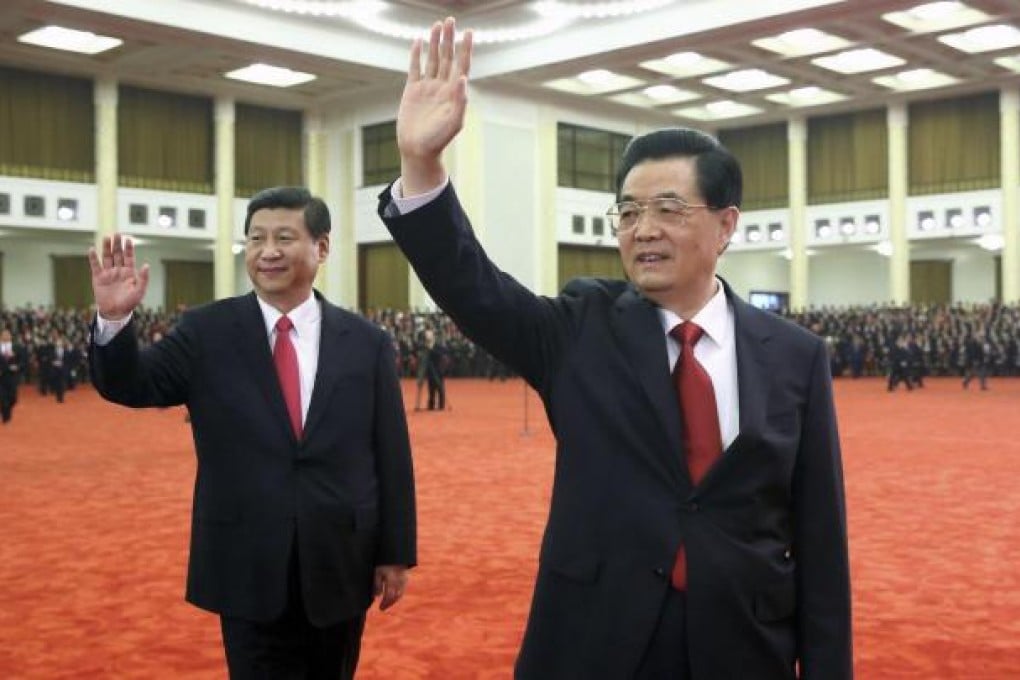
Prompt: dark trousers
<box><xmin>220</xmin><ymin>549</ymin><xmax>366</xmax><ymax>680</ymax></box>
<box><xmin>635</xmin><ymin>587</ymin><xmax>690</xmax><ymax>679</ymax></box>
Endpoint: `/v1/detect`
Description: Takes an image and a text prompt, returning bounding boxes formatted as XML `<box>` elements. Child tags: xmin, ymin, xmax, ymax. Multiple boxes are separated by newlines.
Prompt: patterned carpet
<box><xmin>1</xmin><ymin>377</ymin><xmax>1018</xmax><ymax>679</ymax></box>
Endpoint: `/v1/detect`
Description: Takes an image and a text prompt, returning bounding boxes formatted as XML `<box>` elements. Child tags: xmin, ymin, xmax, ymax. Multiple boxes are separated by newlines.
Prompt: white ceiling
<box><xmin>2</xmin><ymin>0</ymin><xmax>1020</xmax><ymax>128</ymax></box>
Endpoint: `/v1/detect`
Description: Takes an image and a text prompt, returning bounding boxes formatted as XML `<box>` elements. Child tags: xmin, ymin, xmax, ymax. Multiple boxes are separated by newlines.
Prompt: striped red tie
<box><xmin>670</xmin><ymin>321</ymin><xmax>722</xmax><ymax>590</ymax></box>
<box><xmin>273</xmin><ymin>315</ymin><xmax>302</xmax><ymax>439</ymax></box>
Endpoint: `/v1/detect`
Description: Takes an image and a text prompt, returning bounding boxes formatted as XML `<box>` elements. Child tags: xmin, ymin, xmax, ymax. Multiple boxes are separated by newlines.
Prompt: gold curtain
<box><xmin>909</xmin><ymin>92</ymin><xmax>1000</xmax><ymax>195</ymax></box>
<box><xmin>0</xmin><ymin>66</ymin><xmax>93</xmax><ymax>181</ymax></box>
<box><xmin>164</xmin><ymin>260</ymin><xmax>213</xmax><ymax>311</ymax></box>
<box><xmin>0</xmin><ymin>252</ymin><xmax>4</xmax><ymax>308</ymax></box>
<box><xmin>118</xmin><ymin>86</ymin><xmax>213</xmax><ymax>193</ymax></box>
<box><xmin>557</xmin><ymin>245</ymin><xmax>625</xmax><ymax>290</ymax></box>
<box><xmin>719</xmin><ymin>123</ymin><xmax>788</xmax><ymax>210</ymax></box>
<box><xmin>362</xmin><ymin>121</ymin><xmax>400</xmax><ymax>187</ymax></box>
<box><xmin>52</xmin><ymin>255</ymin><xmax>92</xmax><ymax>310</ymax></box>
<box><xmin>808</xmin><ymin>109</ymin><xmax>888</xmax><ymax>204</ymax></box>
<box><xmin>235</xmin><ymin>103</ymin><xmax>303</xmax><ymax>197</ymax></box>
<box><xmin>910</xmin><ymin>260</ymin><xmax>952</xmax><ymax>304</ymax></box>
<box><xmin>358</xmin><ymin>243</ymin><xmax>409</xmax><ymax>311</ymax></box>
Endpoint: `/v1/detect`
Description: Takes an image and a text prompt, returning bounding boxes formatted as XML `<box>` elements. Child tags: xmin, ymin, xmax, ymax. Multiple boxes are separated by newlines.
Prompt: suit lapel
<box><xmin>612</xmin><ymin>288</ymin><xmax>688</xmax><ymax>486</ymax></box>
<box><xmin>726</xmin><ymin>284</ymin><xmax>772</xmax><ymax>453</ymax></box>
<box><xmin>302</xmin><ymin>297</ymin><xmax>351</xmax><ymax>440</ymax></box>
<box><xmin>232</xmin><ymin>292</ymin><xmax>297</xmax><ymax>444</ymax></box>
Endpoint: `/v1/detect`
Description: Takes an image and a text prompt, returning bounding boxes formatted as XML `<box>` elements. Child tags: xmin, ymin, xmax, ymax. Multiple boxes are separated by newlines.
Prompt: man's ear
<box><xmin>717</xmin><ymin>206</ymin><xmax>739</xmax><ymax>255</ymax></box>
<box><xmin>317</xmin><ymin>234</ymin><xmax>330</xmax><ymax>261</ymax></box>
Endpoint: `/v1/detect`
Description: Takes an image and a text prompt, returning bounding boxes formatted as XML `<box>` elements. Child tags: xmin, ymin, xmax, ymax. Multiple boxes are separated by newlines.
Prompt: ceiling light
<box><xmin>766</xmin><ymin>86</ymin><xmax>847</xmax><ymax>108</ymax></box>
<box><xmin>610</xmin><ymin>86</ymin><xmax>700</xmax><ymax>108</ymax></box>
<box><xmin>874</xmin><ymin>240</ymin><xmax>894</xmax><ymax>257</ymax></box>
<box><xmin>703</xmin><ymin>68</ymin><xmax>789</xmax><ymax>92</ymax></box>
<box><xmin>534</xmin><ymin>0</ymin><xmax>674</xmax><ymax>19</ymax></box>
<box><xmin>815</xmin><ymin>219</ymin><xmax>832</xmax><ymax>238</ymax></box>
<box><xmin>918</xmin><ymin>210</ymin><xmax>936</xmax><ymax>231</ymax></box>
<box><xmin>839</xmin><ymin>218</ymin><xmax>856</xmax><ymax>236</ymax></box>
<box><xmin>976</xmin><ymin>234</ymin><xmax>1003</xmax><ymax>250</ymax></box>
<box><xmin>946</xmin><ymin>208</ymin><xmax>964</xmax><ymax>229</ymax></box>
<box><xmin>939</xmin><ymin>24</ymin><xmax>1020</xmax><ymax>53</ymax></box>
<box><xmin>864</xmin><ymin>216</ymin><xmax>881</xmax><ymax>234</ymax></box>
<box><xmin>813</xmin><ymin>48</ymin><xmax>905</xmax><ymax>74</ymax></box>
<box><xmin>641</xmin><ymin>52</ymin><xmax>731</xmax><ymax>78</ymax></box>
<box><xmin>746</xmin><ymin>225</ymin><xmax>762</xmax><ymax>242</ymax></box>
<box><xmin>241</xmin><ymin>0</ymin><xmax>384</xmax><ymax>18</ymax></box>
<box><xmin>544</xmin><ymin>70</ymin><xmax>645</xmax><ymax>95</ymax></box>
<box><xmin>18</xmin><ymin>25</ymin><xmax>122</xmax><ymax>55</ymax></box>
<box><xmin>882</xmin><ymin>2</ymin><xmax>989</xmax><ymax>33</ymax></box>
<box><xmin>673</xmin><ymin>100</ymin><xmax>764</xmax><ymax>121</ymax></box>
<box><xmin>769</xmin><ymin>223</ymin><xmax>784</xmax><ymax>241</ymax></box>
<box><xmin>873</xmin><ymin>67</ymin><xmax>959</xmax><ymax>91</ymax></box>
<box><xmin>752</xmin><ymin>27</ymin><xmax>851</xmax><ymax>57</ymax></box>
<box><xmin>225</xmin><ymin>63</ymin><xmax>316</xmax><ymax>87</ymax></box>
<box><xmin>994</xmin><ymin>53</ymin><xmax>1020</xmax><ymax>72</ymax></box>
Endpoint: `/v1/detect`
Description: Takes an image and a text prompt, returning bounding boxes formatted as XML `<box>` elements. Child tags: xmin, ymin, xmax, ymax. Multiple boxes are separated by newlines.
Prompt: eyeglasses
<box><xmin>605</xmin><ymin>197</ymin><xmax>711</xmax><ymax>235</ymax></box>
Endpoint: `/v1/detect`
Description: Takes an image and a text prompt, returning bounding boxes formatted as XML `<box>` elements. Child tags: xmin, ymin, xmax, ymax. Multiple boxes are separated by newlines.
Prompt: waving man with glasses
<box><xmin>379</xmin><ymin>17</ymin><xmax>852</xmax><ymax>680</ymax></box>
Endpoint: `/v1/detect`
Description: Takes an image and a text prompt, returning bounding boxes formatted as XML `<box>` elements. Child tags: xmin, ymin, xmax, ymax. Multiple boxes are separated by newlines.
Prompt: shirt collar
<box><xmin>657</xmin><ymin>277</ymin><xmax>730</xmax><ymax>347</ymax></box>
<box><xmin>257</xmin><ymin>291</ymin><xmax>320</xmax><ymax>337</ymax></box>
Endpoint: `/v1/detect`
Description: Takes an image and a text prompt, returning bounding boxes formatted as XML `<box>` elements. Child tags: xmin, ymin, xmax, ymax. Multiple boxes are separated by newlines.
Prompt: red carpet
<box><xmin>1</xmin><ymin>377</ymin><xmax>1018</xmax><ymax>678</ymax></box>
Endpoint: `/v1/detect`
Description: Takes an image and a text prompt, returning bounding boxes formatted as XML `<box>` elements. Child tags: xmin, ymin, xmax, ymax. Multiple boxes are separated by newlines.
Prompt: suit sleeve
<box><xmin>372</xmin><ymin>333</ymin><xmax>417</xmax><ymax>567</ymax></box>
<box><xmin>794</xmin><ymin>340</ymin><xmax>854</xmax><ymax>679</ymax></box>
<box><xmin>89</xmin><ymin>315</ymin><xmax>194</xmax><ymax>408</ymax></box>
<box><xmin>379</xmin><ymin>183</ymin><xmax>569</xmax><ymax>391</ymax></box>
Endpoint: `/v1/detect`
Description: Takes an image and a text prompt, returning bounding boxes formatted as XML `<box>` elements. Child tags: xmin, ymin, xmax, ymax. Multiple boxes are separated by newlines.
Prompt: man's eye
<box><xmin>619</xmin><ymin>206</ymin><xmax>639</xmax><ymax>219</ymax></box>
<box><xmin>658</xmin><ymin>201</ymin><xmax>684</xmax><ymax>215</ymax></box>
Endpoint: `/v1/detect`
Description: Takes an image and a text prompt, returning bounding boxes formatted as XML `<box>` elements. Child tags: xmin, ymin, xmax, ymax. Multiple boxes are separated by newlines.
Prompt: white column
<box><xmin>214</xmin><ymin>97</ymin><xmax>236</xmax><ymax>300</ymax></box>
<box><xmin>1001</xmin><ymin>88</ymin><xmax>1020</xmax><ymax>303</ymax></box>
<box><xmin>535</xmin><ymin>107</ymin><xmax>559</xmax><ymax>296</ymax></box>
<box><xmin>329</xmin><ymin>127</ymin><xmax>357</xmax><ymax>308</ymax></box>
<box><xmin>787</xmin><ymin>118</ymin><xmax>808</xmax><ymax>310</ymax></box>
<box><xmin>305</xmin><ymin>111</ymin><xmax>329</xmax><ymax>291</ymax></box>
<box><xmin>887</xmin><ymin>104</ymin><xmax>910</xmax><ymax>305</ymax></box>
<box><xmin>94</xmin><ymin>79</ymin><xmax>118</xmax><ymax>246</ymax></box>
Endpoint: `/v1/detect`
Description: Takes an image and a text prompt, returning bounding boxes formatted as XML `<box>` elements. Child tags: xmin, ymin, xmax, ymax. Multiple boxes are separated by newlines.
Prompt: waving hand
<box><xmin>88</xmin><ymin>234</ymin><xmax>150</xmax><ymax>320</ymax></box>
<box><xmin>397</xmin><ymin>17</ymin><xmax>473</xmax><ymax>195</ymax></box>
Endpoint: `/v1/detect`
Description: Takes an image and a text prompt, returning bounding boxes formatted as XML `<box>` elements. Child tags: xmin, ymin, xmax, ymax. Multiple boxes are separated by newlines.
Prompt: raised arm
<box><xmin>87</xmin><ymin>234</ymin><xmax>150</xmax><ymax>320</ymax></box>
<box><xmin>396</xmin><ymin>17</ymin><xmax>473</xmax><ymax>195</ymax></box>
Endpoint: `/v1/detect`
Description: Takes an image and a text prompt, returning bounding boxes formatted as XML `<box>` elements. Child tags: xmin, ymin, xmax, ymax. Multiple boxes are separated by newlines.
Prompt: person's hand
<box><xmin>373</xmin><ymin>564</ymin><xmax>409</xmax><ymax>611</ymax></box>
<box><xmin>397</xmin><ymin>16</ymin><xmax>473</xmax><ymax>195</ymax></box>
<box><xmin>87</xmin><ymin>234</ymin><xmax>149</xmax><ymax>320</ymax></box>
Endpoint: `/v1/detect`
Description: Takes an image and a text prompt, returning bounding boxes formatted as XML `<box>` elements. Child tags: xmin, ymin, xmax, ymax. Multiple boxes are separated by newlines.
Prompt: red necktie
<box><xmin>273</xmin><ymin>315</ymin><xmax>302</xmax><ymax>439</ymax></box>
<box><xmin>670</xmin><ymin>321</ymin><xmax>722</xmax><ymax>589</ymax></box>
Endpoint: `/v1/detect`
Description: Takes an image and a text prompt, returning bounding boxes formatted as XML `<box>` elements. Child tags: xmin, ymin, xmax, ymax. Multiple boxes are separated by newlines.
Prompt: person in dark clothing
<box><xmin>422</xmin><ymin>329</ymin><xmax>446</xmax><ymax>411</ymax></box>
<box><xmin>1</xmin><ymin>329</ymin><xmax>22</xmax><ymax>424</ymax></box>
<box><xmin>887</xmin><ymin>335</ymin><xmax>913</xmax><ymax>392</ymax></box>
<box><xmin>961</xmin><ymin>332</ymin><xmax>990</xmax><ymax>390</ymax></box>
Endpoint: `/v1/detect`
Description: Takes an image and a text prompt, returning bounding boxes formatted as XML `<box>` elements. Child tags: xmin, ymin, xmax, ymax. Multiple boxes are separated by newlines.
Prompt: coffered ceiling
<box><xmin>1</xmin><ymin>0</ymin><xmax>1020</xmax><ymax>129</ymax></box>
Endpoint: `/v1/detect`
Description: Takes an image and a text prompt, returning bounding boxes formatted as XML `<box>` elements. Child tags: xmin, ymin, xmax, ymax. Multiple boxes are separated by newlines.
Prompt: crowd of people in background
<box><xmin>792</xmin><ymin>302</ymin><xmax>1020</xmax><ymax>389</ymax></box>
<box><xmin>2</xmin><ymin>299</ymin><xmax>1019</xmax><ymax>422</ymax></box>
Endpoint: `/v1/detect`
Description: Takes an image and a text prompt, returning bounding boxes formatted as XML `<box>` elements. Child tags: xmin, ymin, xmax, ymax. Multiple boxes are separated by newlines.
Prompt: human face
<box><xmin>617</xmin><ymin>157</ymin><xmax>737</xmax><ymax>318</ymax></box>
<box><xmin>245</xmin><ymin>207</ymin><xmax>328</xmax><ymax>313</ymax></box>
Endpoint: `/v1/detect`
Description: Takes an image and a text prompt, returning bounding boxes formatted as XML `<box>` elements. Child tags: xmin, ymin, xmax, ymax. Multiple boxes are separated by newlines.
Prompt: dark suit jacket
<box><xmin>90</xmin><ymin>291</ymin><xmax>416</xmax><ymax>626</ymax></box>
<box><xmin>380</xmin><ymin>184</ymin><xmax>851</xmax><ymax>679</ymax></box>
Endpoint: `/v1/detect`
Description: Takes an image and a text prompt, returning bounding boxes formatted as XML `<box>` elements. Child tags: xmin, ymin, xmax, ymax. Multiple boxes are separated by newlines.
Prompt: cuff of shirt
<box><xmin>390</xmin><ymin>176</ymin><xmax>449</xmax><ymax>215</ymax></box>
<box><xmin>94</xmin><ymin>313</ymin><xmax>133</xmax><ymax>346</ymax></box>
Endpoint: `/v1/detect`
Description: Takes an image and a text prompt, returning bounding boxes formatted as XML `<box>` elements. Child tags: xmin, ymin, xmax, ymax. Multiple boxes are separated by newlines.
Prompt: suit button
<box><xmin>653</xmin><ymin>567</ymin><xmax>666</xmax><ymax>578</ymax></box>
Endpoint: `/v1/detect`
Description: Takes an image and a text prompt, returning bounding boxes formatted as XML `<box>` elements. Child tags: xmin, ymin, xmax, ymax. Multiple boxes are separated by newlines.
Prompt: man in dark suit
<box><xmin>1</xmin><ymin>328</ymin><xmax>22</xmax><ymax>424</ymax></box>
<box><xmin>378</xmin><ymin>19</ymin><xmax>851</xmax><ymax>679</ymax></box>
<box><xmin>88</xmin><ymin>186</ymin><xmax>416</xmax><ymax>679</ymax></box>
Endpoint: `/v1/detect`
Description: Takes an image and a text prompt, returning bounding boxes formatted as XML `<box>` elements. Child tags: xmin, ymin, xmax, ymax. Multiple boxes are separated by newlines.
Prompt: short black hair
<box><xmin>615</xmin><ymin>128</ymin><xmax>742</xmax><ymax>209</ymax></box>
<box><xmin>244</xmin><ymin>186</ymin><xmax>331</xmax><ymax>238</ymax></box>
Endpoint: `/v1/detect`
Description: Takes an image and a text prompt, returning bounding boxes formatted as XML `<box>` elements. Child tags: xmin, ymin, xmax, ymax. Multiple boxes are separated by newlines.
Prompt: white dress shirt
<box><xmin>658</xmin><ymin>281</ymin><xmax>739</xmax><ymax>451</ymax></box>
